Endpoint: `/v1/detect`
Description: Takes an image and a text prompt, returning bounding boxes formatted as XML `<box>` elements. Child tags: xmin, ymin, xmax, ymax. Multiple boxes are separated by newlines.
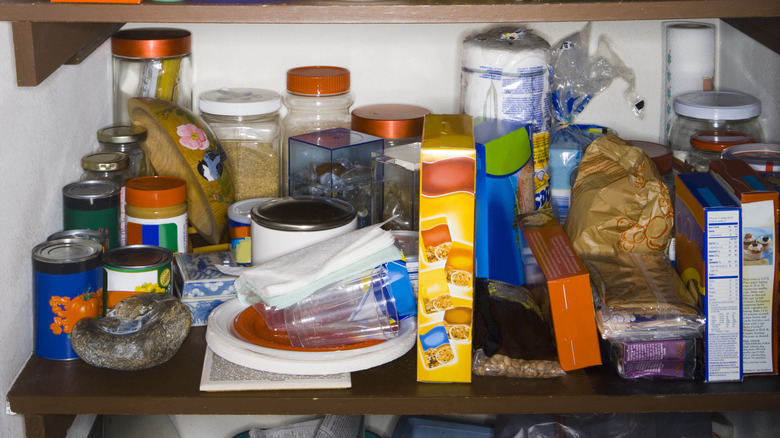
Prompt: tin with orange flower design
<box><xmin>33</xmin><ymin>238</ymin><xmax>104</xmax><ymax>360</ymax></box>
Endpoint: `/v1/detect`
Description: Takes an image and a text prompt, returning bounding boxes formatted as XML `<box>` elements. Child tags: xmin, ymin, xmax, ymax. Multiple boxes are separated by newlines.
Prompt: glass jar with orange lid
<box><xmin>686</xmin><ymin>130</ymin><xmax>755</xmax><ymax>173</ymax></box>
<box><xmin>125</xmin><ymin>176</ymin><xmax>189</xmax><ymax>254</ymax></box>
<box><xmin>111</xmin><ymin>28</ymin><xmax>193</xmax><ymax>125</ymax></box>
<box><xmin>281</xmin><ymin>66</ymin><xmax>354</xmax><ymax>195</ymax></box>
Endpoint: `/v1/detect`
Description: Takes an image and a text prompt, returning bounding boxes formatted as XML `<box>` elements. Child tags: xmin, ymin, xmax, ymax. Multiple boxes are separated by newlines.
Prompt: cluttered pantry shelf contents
<box><xmin>23</xmin><ymin>20</ymin><xmax>779</xmax><ymax>397</ymax></box>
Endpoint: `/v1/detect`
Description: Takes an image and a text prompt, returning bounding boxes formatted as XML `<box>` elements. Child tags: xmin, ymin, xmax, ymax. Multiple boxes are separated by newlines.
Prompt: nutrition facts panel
<box><xmin>705</xmin><ymin>209</ymin><xmax>742</xmax><ymax>382</ymax></box>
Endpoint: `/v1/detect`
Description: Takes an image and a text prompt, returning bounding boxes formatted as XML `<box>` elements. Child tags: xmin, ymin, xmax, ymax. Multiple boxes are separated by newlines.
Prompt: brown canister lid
<box><xmin>690</xmin><ymin>130</ymin><xmax>754</xmax><ymax>153</ymax></box>
<box><xmin>111</xmin><ymin>28</ymin><xmax>191</xmax><ymax>58</ymax></box>
<box><xmin>626</xmin><ymin>140</ymin><xmax>673</xmax><ymax>175</ymax></box>
<box><xmin>286</xmin><ymin>66</ymin><xmax>350</xmax><ymax>96</ymax></box>
<box><xmin>351</xmin><ymin>104</ymin><xmax>431</xmax><ymax>139</ymax></box>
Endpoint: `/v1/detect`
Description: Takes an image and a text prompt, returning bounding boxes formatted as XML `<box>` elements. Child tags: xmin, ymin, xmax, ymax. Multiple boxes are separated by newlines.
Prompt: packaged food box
<box><xmin>287</xmin><ymin>127</ymin><xmax>383</xmax><ymax>228</ymax></box>
<box><xmin>516</xmin><ymin>209</ymin><xmax>601</xmax><ymax>371</ymax></box>
<box><xmin>710</xmin><ymin>159</ymin><xmax>778</xmax><ymax>375</ymax></box>
<box><xmin>675</xmin><ymin>172</ymin><xmax>743</xmax><ymax>382</ymax></box>
<box><xmin>474</xmin><ymin>118</ymin><xmax>534</xmax><ymax>286</ymax></box>
<box><xmin>173</xmin><ymin>251</ymin><xmax>238</xmax><ymax>326</ymax></box>
<box><xmin>417</xmin><ymin>114</ymin><xmax>476</xmax><ymax>383</ymax></box>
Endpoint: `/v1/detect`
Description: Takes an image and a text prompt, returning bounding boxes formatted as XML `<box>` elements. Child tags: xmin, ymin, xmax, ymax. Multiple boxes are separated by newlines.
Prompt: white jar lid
<box><xmin>199</xmin><ymin>88</ymin><xmax>282</xmax><ymax>116</ymax></box>
<box><xmin>673</xmin><ymin>91</ymin><xmax>761</xmax><ymax>121</ymax></box>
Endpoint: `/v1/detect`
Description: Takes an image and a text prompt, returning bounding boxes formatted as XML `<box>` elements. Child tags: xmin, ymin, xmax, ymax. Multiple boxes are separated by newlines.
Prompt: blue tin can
<box><xmin>32</xmin><ymin>238</ymin><xmax>103</xmax><ymax>360</ymax></box>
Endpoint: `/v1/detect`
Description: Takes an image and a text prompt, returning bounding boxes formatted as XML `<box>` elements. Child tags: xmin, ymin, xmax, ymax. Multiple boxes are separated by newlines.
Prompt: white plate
<box><xmin>206</xmin><ymin>299</ymin><xmax>417</xmax><ymax>372</ymax></box>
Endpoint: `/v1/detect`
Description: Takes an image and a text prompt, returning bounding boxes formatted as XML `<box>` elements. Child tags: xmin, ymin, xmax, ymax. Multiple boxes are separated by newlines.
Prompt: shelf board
<box><xmin>0</xmin><ymin>0</ymin><xmax>778</xmax><ymax>24</ymax></box>
<box><xmin>7</xmin><ymin>326</ymin><xmax>780</xmax><ymax>423</ymax></box>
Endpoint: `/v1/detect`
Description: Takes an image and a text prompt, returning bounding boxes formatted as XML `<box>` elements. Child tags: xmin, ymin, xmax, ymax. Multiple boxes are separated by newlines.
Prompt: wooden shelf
<box><xmin>1</xmin><ymin>0</ymin><xmax>779</xmax><ymax>86</ymax></box>
<box><xmin>7</xmin><ymin>326</ymin><xmax>780</xmax><ymax>437</ymax></box>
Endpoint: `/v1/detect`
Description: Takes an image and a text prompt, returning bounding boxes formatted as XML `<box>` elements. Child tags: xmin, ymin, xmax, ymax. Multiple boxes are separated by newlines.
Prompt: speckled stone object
<box><xmin>71</xmin><ymin>293</ymin><xmax>191</xmax><ymax>371</ymax></box>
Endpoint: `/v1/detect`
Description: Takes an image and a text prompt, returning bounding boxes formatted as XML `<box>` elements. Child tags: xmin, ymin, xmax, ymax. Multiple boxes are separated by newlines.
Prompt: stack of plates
<box><xmin>206</xmin><ymin>299</ymin><xmax>417</xmax><ymax>375</ymax></box>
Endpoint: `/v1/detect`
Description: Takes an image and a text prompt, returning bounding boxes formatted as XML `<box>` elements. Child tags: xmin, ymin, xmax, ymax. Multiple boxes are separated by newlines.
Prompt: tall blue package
<box><xmin>474</xmin><ymin>118</ymin><xmax>534</xmax><ymax>285</ymax></box>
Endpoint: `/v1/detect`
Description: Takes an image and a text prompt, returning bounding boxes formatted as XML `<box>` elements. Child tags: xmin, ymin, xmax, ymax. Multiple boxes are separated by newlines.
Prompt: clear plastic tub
<box><xmin>722</xmin><ymin>142</ymin><xmax>780</xmax><ymax>173</ymax></box>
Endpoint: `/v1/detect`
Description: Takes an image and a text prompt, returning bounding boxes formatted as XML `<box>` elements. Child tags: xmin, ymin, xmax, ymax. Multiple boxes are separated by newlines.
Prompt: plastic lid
<box><xmin>690</xmin><ymin>130</ymin><xmax>754</xmax><ymax>152</ymax></box>
<box><xmin>250</xmin><ymin>196</ymin><xmax>356</xmax><ymax>231</ymax></box>
<box><xmin>351</xmin><ymin>104</ymin><xmax>430</xmax><ymax>139</ymax></box>
<box><xmin>626</xmin><ymin>140</ymin><xmax>673</xmax><ymax>174</ymax></box>
<box><xmin>125</xmin><ymin>176</ymin><xmax>187</xmax><ymax>207</ymax></box>
<box><xmin>286</xmin><ymin>66</ymin><xmax>350</xmax><ymax>96</ymax></box>
<box><xmin>228</xmin><ymin>197</ymin><xmax>272</xmax><ymax>224</ymax></box>
<box><xmin>97</xmin><ymin>125</ymin><xmax>148</xmax><ymax>144</ymax></box>
<box><xmin>81</xmin><ymin>152</ymin><xmax>130</xmax><ymax>172</ymax></box>
<box><xmin>199</xmin><ymin>88</ymin><xmax>282</xmax><ymax>116</ymax></box>
<box><xmin>384</xmin><ymin>260</ymin><xmax>416</xmax><ymax>320</ymax></box>
<box><xmin>721</xmin><ymin>143</ymin><xmax>780</xmax><ymax>172</ymax></box>
<box><xmin>673</xmin><ymin>91</ymin><xmax>761</xmax><ymax>121</ymax></box>
<box><xmin>111</xmin><ymin>27</ymin><xmax>191</xmax><ymax>58</ymax></box>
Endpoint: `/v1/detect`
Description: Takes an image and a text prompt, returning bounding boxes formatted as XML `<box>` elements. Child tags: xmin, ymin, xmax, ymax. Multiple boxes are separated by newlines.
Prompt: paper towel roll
<box><xmin>660</xmin><ymin>22</ymin><xmax>716</xmax><ymax>144</ymax></box>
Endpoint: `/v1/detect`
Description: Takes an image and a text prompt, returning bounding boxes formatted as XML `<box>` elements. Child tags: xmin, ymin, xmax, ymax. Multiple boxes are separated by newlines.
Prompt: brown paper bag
<box><xmin>564</xmin><ymin>134</ymin><xmax>673</xmax><ymax>256</ymax></box>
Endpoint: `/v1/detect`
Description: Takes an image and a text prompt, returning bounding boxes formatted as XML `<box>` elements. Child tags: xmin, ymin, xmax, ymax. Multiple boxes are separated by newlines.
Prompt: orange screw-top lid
<box><xmin>351</xmin><ymin>104</ymin><xmax>431</xmax><ymax>139</ymax></box>
<box><xmin>111</xmin><ymin>28</ymin><xmax>191</xmax><ymax>58</ymax></box>
<box><xmin>690</xmin><ymin>130</ymin><xmax>754</xmax><ymax>152</ymax></box>
<box><xmin>286</xmin><ymin>66</ymin><xmax>350</xmax><ymax>96</ymax></box>
<box><xmin>126</xmin><ymin>176</ymin><xmax>187</xmax><ymax>207</ymax></box>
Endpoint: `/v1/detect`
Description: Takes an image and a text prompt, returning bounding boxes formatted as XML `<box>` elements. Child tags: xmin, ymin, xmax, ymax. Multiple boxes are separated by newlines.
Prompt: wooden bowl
<box><xmin>129</xmin><ymin>97</ymin><xmax>235</xmax><ymax>244</ymax></box>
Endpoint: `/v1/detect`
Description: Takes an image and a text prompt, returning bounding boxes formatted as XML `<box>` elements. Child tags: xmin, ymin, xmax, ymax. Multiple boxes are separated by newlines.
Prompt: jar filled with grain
<box><xmin>199</xmin><ymin>88</ymin><xmax>282</xmax><ymax>200</ymax></box>
<box><xmin>281</xmin><ymin>66</ymin><xmax>354</xmax><ymax>196</ymax></box>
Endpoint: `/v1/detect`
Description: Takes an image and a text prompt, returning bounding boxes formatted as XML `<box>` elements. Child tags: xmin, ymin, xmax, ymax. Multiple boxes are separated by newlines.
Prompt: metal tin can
<box><xmin>63</xmin><ymin>180</ymin><xmax>121</xmax><ymax>250</ymax></box>
<box><xmin>33</xmin><ymin>238</ymin><xmax>104</xmax><ymax>360</ymax></box>
<box><xmin>228</xmin><ymin>197</ymin><xmax>271</xmax><ymax>266</ymax></box>
<box><xmin>250</xmin><ymin>196</ymin><xmax>357</xmax><ymax>264</ymax></box>
<box><xmin>102</xmin><ymin>245</ymin><xmax>174</xmax><ymax>312</ymax></box>
<box><xmin>47</xmin><ymin>229</ymin><xmax>108</xmax><ymax>253</ymax></box>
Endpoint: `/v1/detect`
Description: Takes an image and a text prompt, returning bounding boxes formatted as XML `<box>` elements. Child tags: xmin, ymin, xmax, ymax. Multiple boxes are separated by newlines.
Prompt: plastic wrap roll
<box><xmin>660</xmin><ymin>22</ymin><xmax>716</xmax><ymax>144</ymax></box>
<box><xmin>461</xmin><ymin>27</ymin><xmax>552</xmax><ymax>209</ymax></box>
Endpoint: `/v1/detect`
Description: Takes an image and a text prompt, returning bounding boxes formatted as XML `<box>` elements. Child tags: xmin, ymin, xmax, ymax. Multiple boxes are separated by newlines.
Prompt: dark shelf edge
<box><xmin>723</xmin><ymin>17</ymin><xmax>780</xmax><ymax>55</ymax></box>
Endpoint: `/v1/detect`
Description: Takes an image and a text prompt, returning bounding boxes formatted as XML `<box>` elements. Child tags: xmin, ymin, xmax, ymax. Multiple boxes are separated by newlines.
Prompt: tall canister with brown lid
<box><xmin>111</xmin><ymin>28</ymin><xmax>193</xmax><ymax>125</ymax></box>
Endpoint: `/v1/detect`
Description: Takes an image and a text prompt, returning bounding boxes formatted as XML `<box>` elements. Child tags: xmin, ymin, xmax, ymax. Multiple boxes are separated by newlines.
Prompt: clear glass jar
<box><xmin>111</xmin><ymin>28</ymin><xmax>193</xmax><ymax>126</ymax></box>
<box><xmin>281</xmin><ymin>66</ymin><xmax>354</xmax><ymax>196</ymax></box>
<box><xmin>199</xmin><ymin>88</ymin><xmax>282</xmax><ymax>200</ymax></box>
<box><xmin>96</xmin><ymin>125</ymin><xmax>151</xmax><ymax>178</ymax></box>
<box><xmin>668</xmin><ymin>91</ymin><xmax>764</xmax><ymax>167</ymax></box>
<box><xmin>686</xmin><ymin>130</ymin><xmax>755</xmax><ymax>173</ymax></box>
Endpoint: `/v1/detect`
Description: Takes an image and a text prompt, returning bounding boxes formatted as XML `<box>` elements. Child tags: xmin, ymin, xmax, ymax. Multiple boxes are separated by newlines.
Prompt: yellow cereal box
<box><xmin>417</xmin><ymin>114</ymin><xmax>476</xmax><ymax>383</ymax></box>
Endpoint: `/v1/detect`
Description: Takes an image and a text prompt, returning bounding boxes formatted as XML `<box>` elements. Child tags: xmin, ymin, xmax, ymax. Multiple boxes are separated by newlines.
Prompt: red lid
<box><xmin>690</xmin><ymin>130</ymin><xmax>754</xmax><ymax>152</ymax></box>
<box><xmin>112</xmin><ymin>28</ymin><xmax>191</xmax><ymax>58</ymax></box>
<box><xmin>627</xmin><ymin>140</ymin><xmax>673</xmax><ymax>174</ymax></box>
<box><xmin>351</xmin><ymin>104</ymin><xmax>431</xmax><ymax>139</ymax></box>
<box><xmin>286</xmin><ymin>66</ymin><xmax>350</xmax><ymax>96</ymax></box>
<box><xmin>126</xmin><ymin>176</ymin><xmax>187</xmax><ymax>207</ymax></box>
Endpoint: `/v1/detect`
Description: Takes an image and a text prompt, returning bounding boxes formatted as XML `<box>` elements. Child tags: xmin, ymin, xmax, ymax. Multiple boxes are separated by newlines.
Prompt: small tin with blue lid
<box><xmin>33</xmin><ymin>238</ymin><xmax>104</xmax><ymax>360</ymax></box>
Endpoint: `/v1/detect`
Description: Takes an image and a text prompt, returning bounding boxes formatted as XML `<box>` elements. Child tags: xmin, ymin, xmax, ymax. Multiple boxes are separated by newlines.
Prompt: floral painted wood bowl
<box><xmin>129</xmin><ymin>97</ymin><xmax>235</xmax><ymax>245</ymax></box>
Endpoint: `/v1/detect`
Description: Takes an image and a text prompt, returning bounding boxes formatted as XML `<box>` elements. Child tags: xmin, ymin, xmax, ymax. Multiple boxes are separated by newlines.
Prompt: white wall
<box><xmin>0</xmin><ymin>19</ymin><xmax>777</xmax><ymax>437</ymax></box>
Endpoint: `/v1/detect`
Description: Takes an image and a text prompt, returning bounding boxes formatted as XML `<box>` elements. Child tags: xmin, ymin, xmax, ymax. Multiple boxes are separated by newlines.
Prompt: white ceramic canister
<box><xmin>250</xmin><ymin>196</ymin><xmax>357</xmax><ymax>264</ymax></box>
<box><xmin>228</xmin><ymin>197</ymin><xmax>272</xmax><ymax>266</ymax></box>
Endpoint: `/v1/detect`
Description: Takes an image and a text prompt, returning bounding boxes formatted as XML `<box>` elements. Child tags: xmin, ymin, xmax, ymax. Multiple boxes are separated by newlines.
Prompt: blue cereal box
<box><xmin>174</xmin><ymin>251</ymin><xmax>238</xmax><ymax>325</ymax></box>
<box><xmin>675</xmin><ymin>172</ymin><xmax>743</xmax><ymax>382</ymax></box>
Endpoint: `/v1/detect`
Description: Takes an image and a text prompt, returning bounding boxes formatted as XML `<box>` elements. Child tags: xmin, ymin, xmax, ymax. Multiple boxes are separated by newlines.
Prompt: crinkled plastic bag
<box><xmin>564</xmin><ymin>134</ymin><xmax>674</xmax><ymax>256</ymax></box>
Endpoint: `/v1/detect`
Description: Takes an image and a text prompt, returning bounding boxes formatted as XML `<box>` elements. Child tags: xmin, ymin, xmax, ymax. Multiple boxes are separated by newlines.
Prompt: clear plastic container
<box><xmin>96</xmin><ymin>125</ymin><xmax>150</xmax><ymax>178</ymax></box>
<box><xmin>686</xmin><ymin>130</ymin><xmax>754</xmax><ymax>173</ymax></box>
<box><xmin>721</xmin><ymin>143</ymin><xmax>780</xmax><ymax>173</ymax></box>
<box><xmin>199</xmin><ymin>88</ymin><xmax>282</xmax><ymax>200</ymax></box>
<box><xmin>668</xmin><ymin>91</ymin><xmax>764</xmax><ymax>167</ymax></box>
<box><xmin>111</xmin><ymin>28</ymin><xmax>193</xmax><ymax>125</ymax></box>
<box><xmin>281</xmin><ymin>66</ymin><xmax>354</xmax><ymax>196</ymax></box>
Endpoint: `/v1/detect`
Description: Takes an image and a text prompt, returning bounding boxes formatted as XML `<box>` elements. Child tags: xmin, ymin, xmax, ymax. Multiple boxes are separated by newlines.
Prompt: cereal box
<box><xmin>417</xmin><ymin>114</ymin><xmax>476</xmax><ymax>383</ymax></box>
<box><xmin>516</xmin><ymin>209</ymin><xmax>601</xmax><ymax>371</ymax></box>
<box><xmin>676</xmin><ymin>172</ymin><xmax>743</xmax><ymax>382</ymax></box>
<box><xmin>710</xmin><ymin>159</ymin><xmax>778</xmax><ymax>375</ymax></box>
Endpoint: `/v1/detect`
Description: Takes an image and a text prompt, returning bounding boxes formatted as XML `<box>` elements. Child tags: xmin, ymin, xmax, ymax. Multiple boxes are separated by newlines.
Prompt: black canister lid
<box><xmin>63</xmin><ymin>180</ymin><xmax>121</xmax><ymax>210</ymax></box>
<box><xmin>251</xmin><ymin>196</ymin><xmax>356</xmax><ymax>232</ymax></box>
<box><xmin>32</xmin><ymin>238</ymin><xmax>103</xmax><ymax>275</ymax></box>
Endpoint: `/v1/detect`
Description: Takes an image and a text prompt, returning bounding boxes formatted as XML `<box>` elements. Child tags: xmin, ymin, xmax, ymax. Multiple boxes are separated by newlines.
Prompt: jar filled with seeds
<box><xmin>199</xmin><ymin>88</ymin><xmax>282</xmax><ymax>200</ymax></box>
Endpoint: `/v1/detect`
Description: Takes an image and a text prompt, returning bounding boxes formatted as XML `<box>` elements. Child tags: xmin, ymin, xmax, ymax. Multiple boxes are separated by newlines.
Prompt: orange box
<box><xmin>516</xmin><ymin>209</ymin><xmax>601</xmax><ymax>371</ymax></box>
<box><xmin>417</xmin><ymin>114</ymin><xmax>476</xmax><ymax>383</ymax></box>
<box><xmin>710</xmin><ymin>159</ymin><xmax>779</xmax><ymax>375</ymax></box>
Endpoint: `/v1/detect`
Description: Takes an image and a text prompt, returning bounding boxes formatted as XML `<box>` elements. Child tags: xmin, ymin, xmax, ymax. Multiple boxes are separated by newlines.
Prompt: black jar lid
<box><xmin>251</xmin><ymin>196</ymin><xmax>356</xmax><ymax>232</ymax></box>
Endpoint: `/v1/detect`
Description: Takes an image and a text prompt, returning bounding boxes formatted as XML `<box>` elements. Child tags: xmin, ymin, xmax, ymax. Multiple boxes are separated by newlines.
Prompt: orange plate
<box><xmin>232</xmin><ymin>306</ymin><xmax>383</xmax><ymax>352</ymax></box>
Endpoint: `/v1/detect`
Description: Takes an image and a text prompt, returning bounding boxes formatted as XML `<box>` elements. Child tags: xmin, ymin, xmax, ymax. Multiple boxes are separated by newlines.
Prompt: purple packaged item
<box><xmin>612</xmin><ymin>338</ymin><xmax>697</xmax><ymax>379</ymax></box>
